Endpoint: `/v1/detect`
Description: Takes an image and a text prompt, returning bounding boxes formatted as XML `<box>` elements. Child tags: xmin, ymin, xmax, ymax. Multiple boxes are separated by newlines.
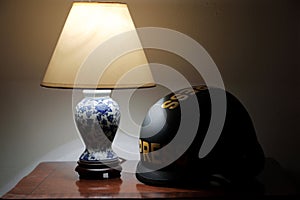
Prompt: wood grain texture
<box><xmin>2</xmin><ymin>159</ymin><xmax>299</xmax><ymax>199</ymax></box>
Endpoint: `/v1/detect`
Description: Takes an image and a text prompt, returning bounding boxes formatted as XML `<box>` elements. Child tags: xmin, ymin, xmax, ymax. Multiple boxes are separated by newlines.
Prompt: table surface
<box><xmin>2</xmin><ymin>158</ymin><xmax>299</xmax><ymax>199</ymax></box>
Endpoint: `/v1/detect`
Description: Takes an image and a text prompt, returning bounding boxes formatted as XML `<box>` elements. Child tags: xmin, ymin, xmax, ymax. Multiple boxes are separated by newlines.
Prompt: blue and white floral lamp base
<box><xmin>74</xmin><ymin>90</ymin><xmax>122</xmax><ymax>179</ymax></box>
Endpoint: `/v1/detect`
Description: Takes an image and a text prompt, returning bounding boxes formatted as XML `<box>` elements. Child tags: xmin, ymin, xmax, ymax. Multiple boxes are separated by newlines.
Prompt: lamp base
<box><xmin>75</xmin><ymin>90</ymin><xmax>122</xmax><ymax>179</ymax></box>
<box><xmin>75</xmin><ymin>159</ymin><xmax>122</xmax><ymax>179</ymax></box>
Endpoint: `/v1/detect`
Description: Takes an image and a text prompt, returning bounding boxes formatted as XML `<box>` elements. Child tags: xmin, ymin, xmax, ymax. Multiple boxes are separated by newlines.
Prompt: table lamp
<box><xmin>41</xmin><ymin>2</ymin><xmax>155</xmax><ymax>179</ymax></box>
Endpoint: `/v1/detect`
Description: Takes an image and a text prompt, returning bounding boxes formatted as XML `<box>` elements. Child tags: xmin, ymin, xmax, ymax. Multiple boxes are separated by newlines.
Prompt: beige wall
<box><xmin>0</xmin><ymin>0</ymin><xmax>299</xmax><ymax>194</ymax></box>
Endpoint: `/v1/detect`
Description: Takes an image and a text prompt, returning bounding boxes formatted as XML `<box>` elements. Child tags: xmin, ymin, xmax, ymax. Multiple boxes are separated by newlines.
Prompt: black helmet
<box><xmin>136</xmin><ymin>85</ymin><xmax>265</xmax><ymax>187</ymax></box>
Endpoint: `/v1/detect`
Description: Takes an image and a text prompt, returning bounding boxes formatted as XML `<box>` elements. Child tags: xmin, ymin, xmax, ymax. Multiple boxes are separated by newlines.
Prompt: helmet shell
<box><xmin>136</xmin><ymin>86</ymin><xmax>265</xmax><ymax>187</ymax></box>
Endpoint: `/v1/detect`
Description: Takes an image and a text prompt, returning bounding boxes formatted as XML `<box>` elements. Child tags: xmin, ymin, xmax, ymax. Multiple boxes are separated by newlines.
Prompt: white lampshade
<box><xmin>41</xmin><ymin>2</ymin><xmax>155</xmax><ymax>89</ymax></box>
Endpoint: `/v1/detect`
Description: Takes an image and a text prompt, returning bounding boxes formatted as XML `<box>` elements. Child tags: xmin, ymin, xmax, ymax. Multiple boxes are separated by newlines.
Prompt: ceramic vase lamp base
<box><xmin>74</xmin><ymin>90</ymin><xmax>122</xmax><ymax>179</ymax></box>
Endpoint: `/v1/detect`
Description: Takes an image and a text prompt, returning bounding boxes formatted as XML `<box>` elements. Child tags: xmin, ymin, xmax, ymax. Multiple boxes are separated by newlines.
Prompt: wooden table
<box><xmin>2</xmin><ymin>158</ymin><xmax>299</xmax><ymax>199</ymax></box>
